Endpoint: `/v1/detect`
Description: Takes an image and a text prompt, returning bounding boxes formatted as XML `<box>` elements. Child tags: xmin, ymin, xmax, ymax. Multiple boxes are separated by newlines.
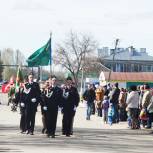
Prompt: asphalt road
<box><xmin>0</xmin><ymin>94</ymin><xmax>153</xmax><ymax>153</ymax></box>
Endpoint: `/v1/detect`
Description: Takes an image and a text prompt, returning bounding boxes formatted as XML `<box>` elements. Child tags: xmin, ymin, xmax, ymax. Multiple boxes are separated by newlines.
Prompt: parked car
<box><xmin>1</xmin><ymin>81</ymin><xmax>9</xmax><ymax>93</ymax></box>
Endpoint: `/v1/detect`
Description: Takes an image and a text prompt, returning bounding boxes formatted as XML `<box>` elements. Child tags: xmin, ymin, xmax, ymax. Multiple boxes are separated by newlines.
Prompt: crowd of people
<box><xmin>8</xmin><ymin>73</ymin><xmax>80</xmax><ymax>138</ymax></box>
<box><xmin>6</xmin><ymin>73</ymin><xmax>153</xmax><ymax>138</ymax></box>
<box><xmin>83</xmin><ymin>82</ymin><xmax>153</xmax><ymax>129</ymax></box>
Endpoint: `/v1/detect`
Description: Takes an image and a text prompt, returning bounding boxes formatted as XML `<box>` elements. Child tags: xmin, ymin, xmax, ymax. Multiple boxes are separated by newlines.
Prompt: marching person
<box><xmin>15</xmin><ymin>76</ymin><xmax>28</xmax><ymax>134</ymax></box>
<box><xmin>40</xmin><ymin>80</ymin><xmax>50</xmax><ymax>134</ymax></box>
<box><xmin>62</xmin><ymin>77</ymin><xmax>80</xmax><ymax>136</ymax></box>
<box><xmin>42</xmin><ymin>76</ymin><xmax>62</xmax><ymax>138</ymax></box>
<box><xmin>24</xmin><ymin>73</ymin><xmax>41</xmax><ymax>135</ymax></box>
<box><xmin>8</xmin><ymin>82</ymin><xmax>17</xmax><ymax>111</ymax></box>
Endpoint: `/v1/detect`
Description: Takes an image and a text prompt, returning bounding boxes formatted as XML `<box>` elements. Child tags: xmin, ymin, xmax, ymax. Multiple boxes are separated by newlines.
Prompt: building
<box><xmin>98</xmin><ymin>47</ymin><xmax>153</xmax><ymax>72</ymax></box>
<box><xmin>99</xmin><ymin>71</ymin><xmax>153</xmax><ymax>88</ymax></box>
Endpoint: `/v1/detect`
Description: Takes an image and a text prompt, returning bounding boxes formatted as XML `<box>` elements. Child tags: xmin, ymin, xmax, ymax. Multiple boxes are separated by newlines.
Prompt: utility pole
<box><xmin>37</xmin><ymin>66</ymin><xmax>40</xmax><ymax>81</ymax></box>
<box><xmin>16</xmin><ymin>50</ymin><xmax>19</xmax><ymax>71</ymax></box>
<box><xmin>80</xmin><ymin>67</ymin><xmax>84</xmax><ymax>97</ymax></box>
<box><xmin>108</xmin><ymin>39</ymin><xmax>119</xmax><ymax>82</ymax></box>
<box><xmin>50</xmin><ymin>32</ymin><xmax>52</xmax><ymax>76</ymax></box>
<box><xmin>0</xmin><ymin>50</ymin><xmax>1</xmax><ymax>61</ymax></box>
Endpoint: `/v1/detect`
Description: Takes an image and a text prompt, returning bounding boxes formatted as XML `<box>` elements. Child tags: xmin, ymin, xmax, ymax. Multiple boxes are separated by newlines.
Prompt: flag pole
<box><xmin>50</xmin><ymin>32</ymin><xmax>52</xmax><ymax>76</ymax></box>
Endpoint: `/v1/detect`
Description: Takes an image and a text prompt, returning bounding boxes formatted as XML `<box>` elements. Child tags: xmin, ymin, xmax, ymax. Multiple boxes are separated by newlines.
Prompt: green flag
<box><xmin>27</xmin><ymin>38</ymin><xmax>51</xmax><ymax>67</ymax></box>
<box><xmin>15</xmin><ymin>66</ymin><xmax>23</xmax><ymax>88</ymax></box>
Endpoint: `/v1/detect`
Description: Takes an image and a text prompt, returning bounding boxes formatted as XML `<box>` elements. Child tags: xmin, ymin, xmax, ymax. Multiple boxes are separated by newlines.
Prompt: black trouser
<box><xmin>62</xmin><ymin>109</ymin><xmax>75</xmax><ymax>135</ymax></box>
<box><xmin>46</xmin><ymin>108</ymin><xmax>58</xmax><ymax>136</ymax></box>
<box><xmin>97</xmin><ymin>108</ymin><xmax>102</xmax><ymax>117</ymax></box>
<box><xmin>112</xmin><ymin>104</ymin><xmax>119</xmax><ymax>123</ymax></box>
<box><xmin>147</xmin><ymin>112</ymin><xmax>153</xmax><ymax>128</ymax></box>
<box><xmin>92</xmin><ymin>103</ymin><xmax>95</xmax><ymax>114</ymax></box>
<box><xmin>25</xmin><ymin>108</ymin><xmax>36</xmax><ymax>133</ymax></box>
<box><xmin>129</xmin><ymin>108</ymin><xmax>139</xmax><ymax>129</ymax></box>
<box><xmin>42</xmin><ymin>114</ymin><xmax>47</xmax><ymax>132</ymax></box>
<box><xmin>119</xmin><ymin>107</ymin><xmax>127</xmax><ymax>121</ymax></box>
<box><xmin>20</xmin><ymin>108</ymin><xmax>26</xmax><ymax>132</ymax></box>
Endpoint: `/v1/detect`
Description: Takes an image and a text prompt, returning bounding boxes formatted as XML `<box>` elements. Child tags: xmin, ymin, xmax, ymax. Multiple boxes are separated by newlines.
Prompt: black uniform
<box><xmin>62</xmin><ymin>86</ymin><xmax>80</xmax><ymax>136</ymax></box>
<box><xmin>15</xmin><ymin>87</ymin><xmax>27</xmax><ymax>133</ymax></box>
<box><xmin>24</xmin><ymin>82</ymin><xmax>41</xmax><ymax>134</ymax></box>
<box><xmin>42</xmin><ymin>86</ymin><xmax>62</xmax><ymax>138</ymax></box>
<box><xmin>40</xmin><ymin>87</ymin><xmax>48</xmax><ymax>134</ymax></box>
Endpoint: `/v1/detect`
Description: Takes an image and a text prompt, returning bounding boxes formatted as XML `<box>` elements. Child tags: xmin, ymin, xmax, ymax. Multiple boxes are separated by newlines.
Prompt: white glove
<box><xmin>20</xmin><ymin>103</ymin><xmax>25</xmax><ymax>107</ymax></box>
<box><xmin>43</xmin><ymin>106</ymin><xmax>47</xmax><ymax>111</ymax></box>
<box><xmin>58</xmin><ymin>107</ymin><xmax>63</xmax><ymax>111</ymax></box>
<box><xmin>73</xmin><ymin>106</ymin><xmax>77</xmax><ymax>111</ymax></box>
<box><xmin>31</xmin><ymin>98</ymin><xmax>36</xmax><ymax>103</ymax></box>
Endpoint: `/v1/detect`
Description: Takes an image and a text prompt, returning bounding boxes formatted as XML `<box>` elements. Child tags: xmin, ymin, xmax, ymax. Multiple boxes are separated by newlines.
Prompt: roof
<box><xmin>104</xmin><ymin>50</ymin><xmax>153</xmax><ymax>61</ymax></box>
<box><xmin>99</xmin><ymin>72</ymin><xmax>153</xmax><ymax>82</ymax></box>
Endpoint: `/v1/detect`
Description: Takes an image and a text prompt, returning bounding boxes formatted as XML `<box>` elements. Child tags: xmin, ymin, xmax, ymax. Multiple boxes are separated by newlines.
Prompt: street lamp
<box><xmin>108</xmin><ymin>39</ymin><xmax>119</xmax><ymax>82</ymax></box>
<box><xmin>80</xmin><ymin>67</ymin><xmax>84</xmax><ymax>101</ymax></box>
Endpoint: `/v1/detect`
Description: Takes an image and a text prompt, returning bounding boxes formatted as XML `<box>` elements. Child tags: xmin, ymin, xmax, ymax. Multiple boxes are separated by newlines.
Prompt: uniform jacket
<box><xmin>24</xmin><ymin>82</ymin><xmax>41</xmax><ymax>111</ymax></box>
<box><xmin>41</xmin><ymin>86</ymin><xmax>63</xmax><ymax>111</ymax></box>
<box><xmin>62</xmin><ymin>86</ymin><xmax>80</xmax><ymax>111</ymax></box>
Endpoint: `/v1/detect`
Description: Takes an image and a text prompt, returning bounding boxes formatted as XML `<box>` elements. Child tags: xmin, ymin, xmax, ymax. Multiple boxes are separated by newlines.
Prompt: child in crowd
<box><xmin>101</xmin><ymin>96</ymin><xmax>109</xmax><ymax>124</ymax></box>
<box><xmin>108</xmin><ymin>103</ymin><xmax>114</xmax><ymax>125</ymax></box>
<box><xmin>126</xmin><ymin>108</ymin><xmax>132</xmax><ymax>128</ymax></box>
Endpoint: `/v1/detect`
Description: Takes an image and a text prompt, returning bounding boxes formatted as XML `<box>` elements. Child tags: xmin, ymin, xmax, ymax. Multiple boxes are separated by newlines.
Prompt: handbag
<box><xmin>139</xmin><ymin>109</ymin><xmax>148</xmax><ymax>120</ymax></box>
<box><xmin>147</xmin><ymin>96</ymin><xmax>153</xmax><ymax>113</ymax></box>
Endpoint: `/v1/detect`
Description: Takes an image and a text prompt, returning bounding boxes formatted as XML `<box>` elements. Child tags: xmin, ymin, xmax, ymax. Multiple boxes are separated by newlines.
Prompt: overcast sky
<box><xmin>0</xmin><ymin>0</ymin><xmax>153</xmax><ymax>57</ymax></box>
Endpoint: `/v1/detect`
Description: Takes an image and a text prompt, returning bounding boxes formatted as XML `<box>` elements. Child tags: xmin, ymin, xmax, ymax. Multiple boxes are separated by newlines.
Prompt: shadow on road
<box><xmin>0</xmin><ymin>124</ymin><xmax>153</xmax><ymax>153</ymax></box>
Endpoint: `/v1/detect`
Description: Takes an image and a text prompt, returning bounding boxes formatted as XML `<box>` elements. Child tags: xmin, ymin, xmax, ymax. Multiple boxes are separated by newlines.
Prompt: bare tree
<box><xmin>1</xmin><ymin>48</ymin><xmax>15</xmax><ymax>65</ymax></box>
<box><xmin>81</xmin><ymin>56</ymin><xmax>111</xmax><ymax>80</ymax></box>
<box><xmin>15</xmin><ymin>49</ymin><xmax>26</xmax><ymax>66</ymax></box>
<box><xmin>1</xmin><ymin>48</ymin><xmax>26</xmax><ymax>80</ymax></box>
<box><xmin>54</xmin><ymin>31</ymin><xmax>97</xmax><ymax>87</ymax></box>
<box><xmin>0</xmin><ymin>60</ymin><xmax>3</xmax><ymax>81</ymax></box>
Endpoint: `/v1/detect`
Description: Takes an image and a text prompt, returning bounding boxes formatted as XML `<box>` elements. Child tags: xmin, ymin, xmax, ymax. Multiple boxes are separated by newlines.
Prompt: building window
<box><xmin>116</xmin><ymin>63</ymin><xmax>121</xmax><ymax>72</ymax></box>
<box><xmin>121</xmin><ymin>64</ymin><xmax>124</xmax><ymax>72</ymax></box>
<box><xmin>127</xmin><ymin>64</ymin><xmax>131</xmax><ymax>72</ymax></box>
<box><xmin>147</xmin><ymin>65</ymin><xmax>151</xmax><ymax>72</ymax></box>
<box><xmin>134</xmin><ymin>64</ymin><xmax>139</xmax><ymax>72</ymax></box>
<box><xmin>139</xmin><ymin>65</ymin><xmax>142</xmax><ymax>72</ymax></box>
<box><xmin>142</xmin><ymin>65</ymin><xmax>151</xmax><ymax>72</ymax></box>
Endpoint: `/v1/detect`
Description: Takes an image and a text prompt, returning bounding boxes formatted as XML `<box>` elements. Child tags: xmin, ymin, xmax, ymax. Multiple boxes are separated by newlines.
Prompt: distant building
<box><xmin>98</xmin><ymin>47</ymin><xmax>153</xmax><ymax>72</ymax></box>
<box><xmin>99</xmin><ymin>71</ymin><xmax>153</xmax><ymax>88</ymax></box>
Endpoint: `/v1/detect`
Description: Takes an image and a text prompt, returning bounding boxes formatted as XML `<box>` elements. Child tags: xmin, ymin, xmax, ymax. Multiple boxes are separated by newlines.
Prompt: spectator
<box><xmin>95</xmin><ymin>85</ymin><xmax>104</xmax><ymax>117</ymax></box>
<box><xmin>142</xmin><ymin>84</ymin><xmax>153</xmax><ymax>129</ymax></box>
<box><xmin>108</xmin><ymin>103</ymin><xmax>114</xmax><ymax>126</ymax></box>
<box><xmin>119</xmin><ymin>88</ymin><xmax>127</xmax><ymax>121</ymax></box>
<box><xmin>83</xmin><ymin>84</ymin><xmax>96</xmax><ymax>120</ymax></box>
<box><xmin>102</xmin><ymin>96</ymin><xmax>109</xmax><ymax>124</ymax></box>
<box><xmin>126</xmin><ymin>85</ymin><xmax>139</xmax><ymax>129</ymax></box>
<box><xmin>109</xmin><ymin>82</ymin><xmax>120</xmax><ymax>123</ymax></box>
